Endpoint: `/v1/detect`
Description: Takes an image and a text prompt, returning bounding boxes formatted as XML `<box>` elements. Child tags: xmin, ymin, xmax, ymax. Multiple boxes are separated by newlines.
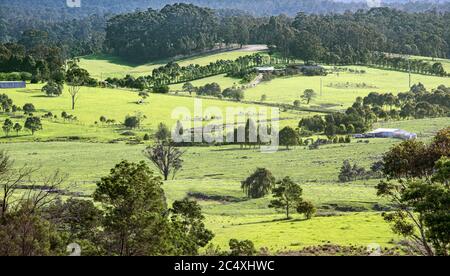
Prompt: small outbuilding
<box><xmin>255</xmin><ymin>67</ymin><xmax>275</xmax><ymax>73</ymax></box>
<box><xmin>0</xmin><ymin>81</ymin><xmax>26</xmax><ymax>89</ymax></box>
<box><xmin>365</xmin><ymin>128</ymin><xmax>417</xmax><ymax>140</ymax></box>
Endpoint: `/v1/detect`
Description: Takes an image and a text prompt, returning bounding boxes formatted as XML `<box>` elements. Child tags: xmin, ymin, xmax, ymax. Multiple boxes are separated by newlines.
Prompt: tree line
<box><xmin>105</xmin><ymin>53</ymin><xmax>270</xmax><ymax>90</ymax></box>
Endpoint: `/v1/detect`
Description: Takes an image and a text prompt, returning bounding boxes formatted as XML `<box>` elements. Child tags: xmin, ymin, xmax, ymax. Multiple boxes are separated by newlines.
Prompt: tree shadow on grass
<box><xmin>210</xmin><ymin>147</ymin><xmax>259</xmax><ymax>152</ymax></box>
<box><xmin>233</xmin><ymin>217</ymin><xmax>308</xmax><ymax>226</ymax></box>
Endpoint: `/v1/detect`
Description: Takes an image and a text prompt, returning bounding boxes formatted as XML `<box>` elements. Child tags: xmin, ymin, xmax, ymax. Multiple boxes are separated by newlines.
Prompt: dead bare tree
<box><xmin>143</xmin><ymin>142</ymin><xmax>185</xmax><ymax>181</ymax></box>
<box><xmin>0</xmin><ymin>151</ymin><xmax>67</xmax><ymax>219</ymax></box>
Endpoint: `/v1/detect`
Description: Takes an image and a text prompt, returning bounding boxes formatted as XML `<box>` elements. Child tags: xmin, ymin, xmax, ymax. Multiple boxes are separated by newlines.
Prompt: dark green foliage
<box><xmin>22</xmin><ymin>103</ymin><xmax>36</xmax><ymax>114</ymax></box>
<box><xmin>155</xmin><ymin>123</ymin><xmax>171</xmax><ymax>142</ymax></box>
<box><xmin>296</xmin><ymin>201</ymin><xmax>316</xmax><ymax>220</ymax></box>
<box><xmin>269</xmin><ymin>177</ymin><xmax>303</xmax><ymax>219</ymax></box>
<box><xmin>2</xmin><ymin>118</ymin><xmax>13</xmax><ymax>136</ymax></box>
<box><xmin>279</xmin><ymin>126</ymin><xmax>299</xmax><ymax>150</ymax></box>
<box><xmin>299</xmin><ymin>115</ymin><xmax>325</xmax><ymax>133</ymax></box>
<box><xmin>197</xmin><ymin>83</ymin><xmax>221</xmax><ymax>97</ymax></box>
<box><xmin>124</xmin><ymin>116</ymin><xmax>140</xmax><ymax>129</ymax></box>
<box><xmin>377</xmin><ymin>127</ymin><xmax>450</xmax><ymax>256</ymax></box>
<box><xmin>42</xmin><ymin>81</ymin><xmax>63</xmax><ymax>97</ymax></box>
<box><xmin>153</xmin><ymin>84</ymin><xmax>170</xmax><ymax>94</ymax></box>
<box><xmin>24</xmin><ymin>116</ymin><xmax>42</xmax><ymax>135</ymax></box>
<box><xmin>229</xmin><ymin>239</ymin><xmax>257</xmax><ymax>256</ymax></box>
<box><xmin>241</xmin><ymin>168</ymin><xmax>276</xmax><ymax>199</ymax></box>
<box><xmin>170</xmin><ymin>198</ymin><xmax>214</xmax><ymax>255</ymax></box>
<box><xmin>93</xmin><ymin>160</ymin><xmax>169</xmax><ymax>256</ymax></box>
<box><xmin>222</xmin><ymin>87</ymin><xmax>244</xmax><ymax>101</ymax></box>
<box><xmin>106</xmin><ymin>4</ymin><xmax>218</xmax><ymax>62</ymax></box>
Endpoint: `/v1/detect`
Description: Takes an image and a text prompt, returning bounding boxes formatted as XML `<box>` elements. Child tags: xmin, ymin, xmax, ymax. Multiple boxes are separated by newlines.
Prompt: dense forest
<box><xmin>106</xmin><ymin>6</ymin><xmax>450</xmax><ymax>62</ymax></box>
<box><xmin>1</xmin><ymin>2</ymin><xmax>450</xmax><ymax>63</ymax></box>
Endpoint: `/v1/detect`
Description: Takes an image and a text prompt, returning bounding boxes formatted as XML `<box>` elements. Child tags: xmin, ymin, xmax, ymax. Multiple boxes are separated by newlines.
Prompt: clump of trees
<box><xmin>0</xmin><ymin>153</ymin><xmax>213</xmax><ymax>256</ymax></box>
<box><xmin>241</xmin><ymin>169</ymin><xmax>316</xmax><ymax>219</ymax></box>
<box><xmin>376</xmin><ymin>127</ymin><xmax>450</xmax><ymax>256</ymax></box>
<box><xmin>338</xmin><ymin>160</ymin><xmax>382</xmax><ymax>182</ymax></box>
<box><xmin>299</xmin><ymin>84</ymin><xmax>450</xmax><ymax>137</ymax></box>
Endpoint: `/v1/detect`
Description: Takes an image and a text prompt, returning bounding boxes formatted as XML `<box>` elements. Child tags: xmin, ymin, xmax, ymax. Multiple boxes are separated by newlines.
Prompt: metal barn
<box><xmin>0</xmin><ymin>81</ymin><xmax>26</xmax><ymax>89</ymax></box>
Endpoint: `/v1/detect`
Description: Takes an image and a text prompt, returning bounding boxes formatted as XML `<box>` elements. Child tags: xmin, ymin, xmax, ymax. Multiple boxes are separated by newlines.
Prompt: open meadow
<box><xmin>79</xmin><ymin>48</ymin><xmax>264</xmax><ymax>79</ymax></box>
<box><xmin>244</xmin><ymin>66</ymin><xmax>450</xmax><ymax>110</ymax></box>
<box><xmin>1</xmin><ymin>115</ymin><xmax>447</xmax><ymax>250</ymax></box>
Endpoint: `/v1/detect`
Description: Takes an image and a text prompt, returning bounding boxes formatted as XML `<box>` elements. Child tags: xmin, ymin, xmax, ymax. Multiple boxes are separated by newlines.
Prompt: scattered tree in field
<box><xmin>22</xmin><ymin>103</ymin><xmax>35</xmax><ymax>114</ymax></box>
<box><xmin>293</xmin><ymin>100</ymin><xmax>301</xmax><ymax>107</ymax></box>
<box><xmin>260</xmin><ymin>94</ymin><xmax>267</xmax><ymax>102</ymax></box>
<box><xmin>197</xmin><ymin>83</ymin><xmax>221</xmax><ymax>97</ymax></box>
<box><xmin>182</xmin><ymin>82</ymin><xmax>196</xmax><ymax>95</ymax></box>
<box><xmin>13</xmin><ymin>123</ymin><xmax>22</xmax><ymax>136</ymax></box>
<box><xmin>66</xmin><ymin>60</ymin><xmax>90</xmax><ymax>110</ymax></box>
<box><xmin>99</xmin><ymin>116</ymin><xmax>107</xmax><ymax>125</ymax></box>
<box><xmin>0</xmin><ymin>94</ymin><xmax>14</xmax><ymax>113</ymax></box>
<box><xmin>138</xmin><ymin>91</ymin><xmax>149</xmax><ymax>103</ymax></box>
<box><xmin>153</xmin><ymin>84</ymin><xmax>169</xmax><ymax>94</ymax></box>
<box><xmin>279</xmin><ymin>126</ymin><xmax>299</xmax><ymax>150</ymax></box>
<box><xmin>124</xmin><ymin>113</ymin><xmax>146</xmax><ymax>129</ymax></box>
<box><xmin>222</xmin><ymin>87</ymin><xmax>244</xmax><ymax>101</ymax></box>
<box><xmin>296</xmin><ymin>201</ymin><xmax>316</xmax><ymax>219</ymax></box>
<box><xmin>377</xmin><ymin>127</ymin><xmax>450</xmax><ymax>256</ymax></box>
<box><xmin>144</xmin><ymin>142</ymin><xmax>185</xmax><ymax>181</ymax></box>
<box><xmin>301</xmin><ymin>89</ymin><xmax>317</xmax><ymax>104</ymax></box>
<box><xmin>241</xmin><ymin>168</ymin><xmax>276</xmax><ymax>199</ymax></box>
<box><xmin>155</xmin><ymin>123</ymin><xmax>171</xmax><ymax>142</ymax></box>
<box><xmin>2</xmin><ymin>119</ymin><xmax>13</xmax><ymax>137</ymax></box>
<box><xmin>269</xmin><ymin>177</ymin><xmax>303</xmax><ymax>219</ymax></box>
<box><xmin>42</xmin><ymin>81</ymin><xmax>63</xmax><ymax>97</ymax></box>
<box><xmin>24</xmin><ymin>116</ymin><xmax>42</xmax><ymax>135</ymax></box>
<box><xmin>229</xmin><ymin>239</ymin><xmax>256</xmax><ymax>256</ymax></box>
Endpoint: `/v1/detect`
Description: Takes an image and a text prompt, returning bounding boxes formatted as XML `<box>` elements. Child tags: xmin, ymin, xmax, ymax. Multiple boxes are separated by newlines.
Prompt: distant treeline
<box><xmin>2</xmin><ymin>3</ymin><xmax>450</xmax><ymax>70</ymax></box>
<box><xmin>0</xmin><ymin>42</ymin><xmax>64</xmax><ymax>82</ymax></box>
<box><xmin>105</xmin><ymin>6</ymin><xmax>450</xmax><ymax>62</ymax></box>
<box><xmin>264</xmin><ymin>8</ymin><xmax>450</xmax><ymax>63</ymax></box>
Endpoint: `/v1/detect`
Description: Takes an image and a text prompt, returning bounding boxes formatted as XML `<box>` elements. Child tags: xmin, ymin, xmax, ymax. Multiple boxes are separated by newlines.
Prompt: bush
<box><xmin>296</xmin><ymin>201</ymin><xmax>316</xmax><ymax>219</ymax></box>
<box><xmin>143</xmin><ymin>133</ymin><xmax>150</xmax><ymax>141</ymax></box>
<box><xmin>229</xmin><ymin>239</ymin><xmax>256</xmax><ymax>256</ymax></box>
<box><xmin>124</xmin><ymin>116</ymin><xmax>140</xmax><ymax>129</ymax></box>
<box><xmin>153</xmin><ymin>84</ymin><xmax>169</xmax><ymax>94</ymax></box>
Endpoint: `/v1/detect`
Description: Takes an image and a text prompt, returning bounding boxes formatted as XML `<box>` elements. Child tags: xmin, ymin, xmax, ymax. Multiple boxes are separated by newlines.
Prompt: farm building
<box><xmin>255</xmin><ymin>66</ymin><xmax>275</xmax><ymax>73</ymax></box>
<box><xmin>0</xmin><ymin>81</ymin><xmax>26</xmax><ymax>89</ymax></box>
<box><xmin>364</xmin><ymin>128</ymin><xmax>417</xmax><ymax>140</ymax></box>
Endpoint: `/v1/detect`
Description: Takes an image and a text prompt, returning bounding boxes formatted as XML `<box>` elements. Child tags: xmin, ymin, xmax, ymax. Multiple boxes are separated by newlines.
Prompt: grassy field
<box><xmin>244</xmin><ymin>65</ymin><xmax>450</xmax><ymax>110</ymax></box>
<box><xmin>79</xmin><ymin>49</ymin><xmax>263</xmax><ymax>79</ymax></box>
<box><xmin>1</xmin><ymin>48</ymin><xmax>449</xmax><ymax>252</ymax></box>
<box><xmin>1</xmin><ymin>117</ymin><xmax>447</xmax><ymax>250</ymax></box>
<box><xmin>0</xmin><ymin>83</ymin><xmax>303</xmax><ymax>142</ymax></box>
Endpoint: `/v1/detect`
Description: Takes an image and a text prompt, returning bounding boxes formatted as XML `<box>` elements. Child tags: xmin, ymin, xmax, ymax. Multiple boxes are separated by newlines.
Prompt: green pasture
<box><xmin>244</xmin><ymin>66</ymin><xmax>450</xmax><ymax>110</ymax></box>
<box><xmin>79</xmin><ymin>49</ymin><xmax>263</xmax><ymax>79</ymax></box>
<box><xmin>0</xmin><ymin>84</ymin><xmax>302</xmax><ymax>142</ymax></box>
<box><xmin>1</xmin><ymin>117</ymin><xmax>447</xmax><ymax>250</ymax></box>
